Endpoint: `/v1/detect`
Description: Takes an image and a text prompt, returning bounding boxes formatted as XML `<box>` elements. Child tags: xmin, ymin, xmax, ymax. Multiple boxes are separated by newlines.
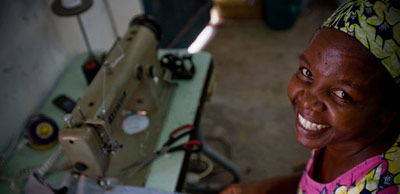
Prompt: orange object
<box><xmin>214</xmin><ymin>0</ymin><xmax>263</xmax><ymax>19</ymax></box>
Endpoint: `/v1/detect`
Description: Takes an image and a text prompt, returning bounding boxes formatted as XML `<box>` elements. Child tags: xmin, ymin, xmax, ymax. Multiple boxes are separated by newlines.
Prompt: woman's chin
<box><xmin>294</xmin><ymin>121</ymin><xmax>330</xmax><ymax>149</ymax></box>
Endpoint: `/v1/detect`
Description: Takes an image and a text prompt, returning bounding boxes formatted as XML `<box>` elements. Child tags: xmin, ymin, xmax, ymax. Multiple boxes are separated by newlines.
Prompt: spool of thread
<box><xmin>52</xmin><ymin>0</ymin><xmax>93</xmax><ymax>17</ymax></box>
<box><xmin>61</xmin><ymin>0</ymin><xmax>83</xmax><ymax>9</ymax></box>
<box><xmin>26</xmin><ymin>114</ymin><xmax>59</xmax><ymax>150</ymax></box>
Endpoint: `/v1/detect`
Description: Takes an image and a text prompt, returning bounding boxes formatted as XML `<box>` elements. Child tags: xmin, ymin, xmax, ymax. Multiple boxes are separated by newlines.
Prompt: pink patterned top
<box><xmin>298</xmin><ymin>135</ymin><xmax>400</xmax><ymax>194</ymax></box>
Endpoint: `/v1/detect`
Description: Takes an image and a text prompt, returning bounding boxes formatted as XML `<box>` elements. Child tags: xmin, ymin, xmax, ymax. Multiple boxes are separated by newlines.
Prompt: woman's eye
<box><xmin>332</xmin><ymin>90</ymin><xmax>352</xmax><ymax>101</ymax></box>
<box><xmin>300</xmin><ymin>67</ymin><xmax>312</xmax><ymax>78</ymax></box>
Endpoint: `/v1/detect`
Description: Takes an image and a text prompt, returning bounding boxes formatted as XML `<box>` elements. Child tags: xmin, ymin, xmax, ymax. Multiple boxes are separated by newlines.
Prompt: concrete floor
<box><xmin>198</xmin><ymin>1</ymin><xmax>337</xmax><ymax>184</ymax></box>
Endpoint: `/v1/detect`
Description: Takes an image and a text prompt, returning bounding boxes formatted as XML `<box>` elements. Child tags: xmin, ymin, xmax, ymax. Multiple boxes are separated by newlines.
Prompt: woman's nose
<box><xmin>298</xmin><ymin>91</ymin><xmax>326</xmax><ymax>112</ymax></box>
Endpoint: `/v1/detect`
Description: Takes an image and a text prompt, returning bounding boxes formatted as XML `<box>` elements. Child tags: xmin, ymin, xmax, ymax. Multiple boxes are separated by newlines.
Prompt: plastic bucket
<box><xmin>264</xmin><ymin>0</ymin><xmax>302</xmax><ymax>30</ymax></box>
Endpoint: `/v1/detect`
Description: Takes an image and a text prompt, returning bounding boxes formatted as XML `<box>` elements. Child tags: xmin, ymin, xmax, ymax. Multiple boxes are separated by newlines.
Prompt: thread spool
<box><xmin>26</xmin><ymin>114</ymin><xmax>59</xmax><ymax>150</ymax></box>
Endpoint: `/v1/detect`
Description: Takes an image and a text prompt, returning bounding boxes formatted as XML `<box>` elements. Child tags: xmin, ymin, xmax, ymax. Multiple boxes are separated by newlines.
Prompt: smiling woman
<box><xmin>220</xmin><ymin>0</ymin><xmax>400</xmax><ymax>194</ymax></box>
<box><xmin>288</xmin><ymin>28</ymin><xmax>397</xmax><ymax>151</ymax></box>
<box><xmin>289</xmin><ymin>28</ymin><xmax>400</xmax><ymax>192</ymax></box>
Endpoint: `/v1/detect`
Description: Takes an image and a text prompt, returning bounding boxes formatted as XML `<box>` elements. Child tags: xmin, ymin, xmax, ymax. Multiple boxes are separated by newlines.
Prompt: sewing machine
<box><xmin>0</xmin><ymin>14</ymin><xmax>218</xmax><ymax>193</ymax></box>
<box><xmin>58</xmin><ymin>15</ymin><xmax>177</xmax><ymax>186</ymax></box>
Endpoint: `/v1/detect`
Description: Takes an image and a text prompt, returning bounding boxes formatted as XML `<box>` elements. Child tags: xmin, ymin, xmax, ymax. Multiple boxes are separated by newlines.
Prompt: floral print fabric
<box><xmin>322</xmin><ymin>0</ymin><xmax>400</xmax><ymax>84</ymax></box>
<box><xmin>298</xmin><ymin>135</ymin><xmax>400</xmax><ymax>194</ymax></box>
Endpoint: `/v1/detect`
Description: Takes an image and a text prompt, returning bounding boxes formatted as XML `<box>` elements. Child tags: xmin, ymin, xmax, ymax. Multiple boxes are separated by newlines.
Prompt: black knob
<box><xmin>129</xmin><ymin>14</ymin><xmax>162</xmax><ymax>41</ymax></box>
<box><xmin>136</xmin><ymin>66</ymin><xmax>144</xmax><ymax>80</ymax></box>
<box><xmin>75</xmin><ymin>162</ymin><xmax>88</xmax><ymax>171</ymax></box>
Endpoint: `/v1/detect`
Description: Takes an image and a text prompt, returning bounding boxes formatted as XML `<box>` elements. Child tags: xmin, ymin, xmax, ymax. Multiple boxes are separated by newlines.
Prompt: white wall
<box><xmin>0</xmin><ymin>0</ymin><xmax>142</xmax><ymax>165</ymax></box>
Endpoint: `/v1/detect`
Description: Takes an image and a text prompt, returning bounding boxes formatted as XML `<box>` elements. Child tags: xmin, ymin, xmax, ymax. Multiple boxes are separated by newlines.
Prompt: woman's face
<box><xmin>287</xmin><ymin>28</ymin><xmax>393</xmax><ymax>149</ymax></box>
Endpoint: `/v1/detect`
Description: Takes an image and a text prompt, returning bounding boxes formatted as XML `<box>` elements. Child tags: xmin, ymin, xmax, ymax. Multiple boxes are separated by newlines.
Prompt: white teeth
<box><xmin>306</xmin><ymin>121</ymin><xmax>312</xmax><ymax>129</ymax></box>
<box><xmin>298</xmin><ymin>114</ymin><xmax>329</xmax><ymax>131</ymax></box>
<box><xmin>311</xmin><ymin>123</ymin><xmax>317</xmax><ymax>129</ymax></box>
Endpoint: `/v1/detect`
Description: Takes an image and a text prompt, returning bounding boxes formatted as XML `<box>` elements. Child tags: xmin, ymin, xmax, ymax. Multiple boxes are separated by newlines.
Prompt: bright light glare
<box><xmin>188</xmin><ymin>8</ymin><xmax>220</xmax><ymax>53</ymax></box>
<box><xmin>210</xmin><ymin>8</ymin><xmax>220</xmax><ymax>25</ymax></box>
<box><xmin>188</xmin><ymin>26</ymin><xmax>215</xmax><ymax>53</ymax></box>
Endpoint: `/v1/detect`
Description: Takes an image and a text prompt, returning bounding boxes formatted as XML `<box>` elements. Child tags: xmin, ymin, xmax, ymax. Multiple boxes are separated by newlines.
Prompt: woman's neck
<box><xmin>313</xmin><ymin>127</ymin><xmax>400</xmax><ymax>183</ymax></box>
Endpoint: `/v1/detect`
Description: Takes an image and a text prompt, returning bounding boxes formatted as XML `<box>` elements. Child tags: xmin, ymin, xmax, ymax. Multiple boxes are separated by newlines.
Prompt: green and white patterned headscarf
<box><xmin>322</xmin><ymin>0</ymin><xmax>400</xmax><ymax>84</ymax></box>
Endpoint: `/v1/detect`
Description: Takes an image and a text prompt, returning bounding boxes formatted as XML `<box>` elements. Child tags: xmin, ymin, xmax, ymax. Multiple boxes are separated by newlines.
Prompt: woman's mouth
<box><xmin>298</xmin><ymin>114</ymin><xmax>330</xmax><ymax>131</ymax></box>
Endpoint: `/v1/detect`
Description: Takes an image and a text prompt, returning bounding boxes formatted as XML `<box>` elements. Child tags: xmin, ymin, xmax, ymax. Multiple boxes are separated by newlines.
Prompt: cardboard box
<box><xmin>214</xmin><ymin>0</ymin><xmax>263</xmax><ymax>19</ymax></box>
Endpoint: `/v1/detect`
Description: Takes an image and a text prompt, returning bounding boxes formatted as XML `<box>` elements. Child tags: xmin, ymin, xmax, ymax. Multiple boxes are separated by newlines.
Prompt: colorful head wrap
<box><xmin>322</xmin><ymin>0</ymin><xmax>400</xmax><ymax>84</ymax></box>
